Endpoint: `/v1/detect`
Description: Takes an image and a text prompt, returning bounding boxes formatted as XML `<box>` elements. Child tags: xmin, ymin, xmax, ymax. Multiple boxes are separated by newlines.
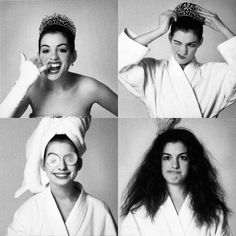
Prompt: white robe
<box><xmin>7</xmin><ymin>184</ymin><xmax>117</xmax><ymax>236</ymax></box>
<box><xmin>118</xmin><ymin>29</ymin><xmax>236</xmax><ymax>118</ymax></box>
<box><xmin>120</xmin><ymin>195</ymin><xmax>232</xmax><ymax>236</ymax></box>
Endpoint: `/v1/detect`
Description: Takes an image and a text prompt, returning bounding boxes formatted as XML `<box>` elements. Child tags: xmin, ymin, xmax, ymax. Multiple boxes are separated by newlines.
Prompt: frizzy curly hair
<box><xmin>121</xmin><ymin>128</ymin><xmax>230</xmax><ymax>228</ymax></box>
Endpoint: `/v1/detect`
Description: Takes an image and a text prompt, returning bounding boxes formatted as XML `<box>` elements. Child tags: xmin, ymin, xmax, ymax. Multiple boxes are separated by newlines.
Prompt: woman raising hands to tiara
<box><xmin>119</xmin><ymin>3</ymin><xmax>236</xmax><ymax>118</ymax></box>
<box><xmin>0</xmin><ymin>14</ymin><xmax>118</xmax><ymax>118</ymax></box>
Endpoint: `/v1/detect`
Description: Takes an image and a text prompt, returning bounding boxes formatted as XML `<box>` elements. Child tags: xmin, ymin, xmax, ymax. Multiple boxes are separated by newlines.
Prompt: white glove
<box><xmin>0</xmin><ymin>53</ymin><xmax>48</xmax><ymax>117</ymax></box>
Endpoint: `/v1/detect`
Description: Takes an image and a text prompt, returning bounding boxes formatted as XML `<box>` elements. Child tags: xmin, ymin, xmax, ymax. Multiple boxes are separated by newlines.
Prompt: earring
<box><xmin>71</xmin><ymin>63</ymin><xmax>74</xmax><ymax>66</ymax></box>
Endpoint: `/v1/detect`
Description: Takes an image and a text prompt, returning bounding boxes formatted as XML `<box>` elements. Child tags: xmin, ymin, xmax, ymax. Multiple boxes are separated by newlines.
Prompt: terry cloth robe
<box><xmin>7</xmin><ymin>183</ymin><xmax>117</xmax><ymax>236</ymax></box>
<box><xmin>120</xmin><ymin>195</ymin><xmax>232</xmax><ymax>236</ymax></box>
<box><xmin>118</xmin><ymin>29</ymin><xmax>236</xmax><ymax>118</ymax></box>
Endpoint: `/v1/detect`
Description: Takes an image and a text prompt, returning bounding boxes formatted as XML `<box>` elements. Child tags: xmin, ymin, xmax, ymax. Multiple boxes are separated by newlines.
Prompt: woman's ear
<box><xmin>72</xmin><ymin>50</ymin><xmax>77</xmax><ymax>64</ymax></box>
<box><xmin>199</xmin><ymin>37</ymin><xmax>203</xmax><ymax>47</ymax></box>
<box><xmin>76</xmin><ymin>157</ymin><xmax>82</xmax><ymax>171</ymax></box>
<box><xmin>41</xmin><ymin>159</ymin><xmax>46</xmax><ymax>171</ymax></box>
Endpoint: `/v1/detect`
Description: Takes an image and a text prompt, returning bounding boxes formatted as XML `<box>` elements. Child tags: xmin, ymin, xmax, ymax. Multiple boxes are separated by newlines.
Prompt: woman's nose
<box><xmin>171</xmin><ymin>158</ymin><xmax>179</xmax><ymax>169</ymax></box>
<box><xmin>180</xmin><ymin>46</ymin><xmax>188</xmax><ymax>55</ymax></box>
<box><xmin>50</xmin><ymin>51</ymin><xmax>59</xmax><ymax>60</ymax></box>
<box><xmin>57</xmin><ymin>158</ymin><xmax>67</xmax><ymax>170</ymax></box>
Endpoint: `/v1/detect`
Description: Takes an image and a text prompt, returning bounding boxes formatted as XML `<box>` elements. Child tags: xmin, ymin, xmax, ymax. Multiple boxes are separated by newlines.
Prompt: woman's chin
<box><xmin>46</xmin><ymin>74</ymin><xmax>61</xmax><ymax>81</ymax></box>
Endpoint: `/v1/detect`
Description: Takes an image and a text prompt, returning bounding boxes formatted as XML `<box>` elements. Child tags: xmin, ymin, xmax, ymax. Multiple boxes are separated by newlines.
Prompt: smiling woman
<box><xmin>6</xmin><ymin>117</ymin><xmax>117</xmax><ymax>236</ymax></box>
<box><xmin>0</xmin><ymin>13</ymin><xmax>118</xmax><ymax>118</ymax></box>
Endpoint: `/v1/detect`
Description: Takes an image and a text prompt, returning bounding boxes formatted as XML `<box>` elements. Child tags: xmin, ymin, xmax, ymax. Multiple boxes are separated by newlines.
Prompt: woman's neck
<box><xmin>43</xmin><ymin>71</ymin><xmax>73</xmax><ymax>91</ymax></box>
<box><xmin>167</xmin><ymin>184</ymin><xmax>188</xmax><ymax>201</ymax></box>
<box><xmin>50</xmin><ymin>181</ymin><xmax>80</xmax><ymax>201</ymax></box>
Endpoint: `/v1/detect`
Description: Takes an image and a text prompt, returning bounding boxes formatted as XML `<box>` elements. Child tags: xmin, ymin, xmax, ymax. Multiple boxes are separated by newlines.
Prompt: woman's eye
<box><xmin>180</xmin><ymin>155</ymin><xmax>188</xmax><ymax>161</ymax></box>
<box><xmin>42</xmin><ymin>49</ymin><xmax>49</xmax><ymax>54</ymax></box>
<box><xmin>59</xmin><ymin>48</ymin><xmax>67</xmax><ymax>53</ymax></box>
<box><xmin>189</xmin><ymin>44</ymin><xmax>196</xmax><ymax>48</ymax></box>
<box><xmin>162</xmin><ymin>155</ymin><xmax>171</xmax><ymax>160</ymax></box>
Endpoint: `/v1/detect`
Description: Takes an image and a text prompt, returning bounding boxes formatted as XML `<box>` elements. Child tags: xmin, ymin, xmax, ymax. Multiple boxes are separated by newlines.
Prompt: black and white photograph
<box><xmin>0</xmin><ymin>118</ymin><xmax>118</xmax><ymax>235</ymax></box>
<box><xmin>0</xmin><ymin>0</ymin><xmax>118</xmax><ymax>118</ymax></box>
<box><xmin>119</xmin><ymin>118</ymin><xmax>236</xmax><ymax>235</ymax></box>
<box><xmin>118</xmin><ymin>0</ymin><xmax>236</xmax><ymax>118</ymax></box>
<box><xmin>0</xmin><ymin>0</ymin><xmax>236</xmax><ymax>235</ymax></box>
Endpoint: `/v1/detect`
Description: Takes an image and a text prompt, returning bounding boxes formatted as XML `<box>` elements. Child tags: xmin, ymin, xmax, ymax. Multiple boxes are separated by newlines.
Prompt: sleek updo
<box><xmin>170</xmin><ymin>16</ymin><xmax>203</xmax><ymax>41</ymax></box>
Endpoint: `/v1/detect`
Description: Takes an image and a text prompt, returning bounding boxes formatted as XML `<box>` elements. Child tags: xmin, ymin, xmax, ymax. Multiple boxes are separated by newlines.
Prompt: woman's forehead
<box><xmin>172</xmin><ymin>30</ymin><xmax>199</xmax><ymax>42</ymax></box>
<box><xmin>46</xmin><ymin>140</ymin><xmax>76</xmax><ymax>154</ymax></box>
<box><xmin>40</xmin><ymin>32</ymin><xmax>69</xmax><ymax>45</ymax></box>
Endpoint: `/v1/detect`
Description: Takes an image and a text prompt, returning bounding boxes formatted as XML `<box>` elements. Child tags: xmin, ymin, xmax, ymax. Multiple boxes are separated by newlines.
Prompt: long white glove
<box><xmin>0</xmin><ymin>54</ymin><xmax>48</xmax><ymax>117</ymax></box>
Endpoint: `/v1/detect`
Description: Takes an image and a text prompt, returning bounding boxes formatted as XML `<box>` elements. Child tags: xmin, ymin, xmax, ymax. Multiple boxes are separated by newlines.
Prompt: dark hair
<box><xmin>121</xmin><ymin>128</ymin><xmax>230</xmax><ymax>229</ymax></box>
<box><xmin>38</xmin><ymin>25</ymin><xmax>75</xmax><ymax>53</ymax></box>
<box><xmin>44</xmin><ymin>134</ymin><xmax>81</xmax><ymax>168</ymax></box>
<box><xmin>170</xmin><ymin>17</ymin><xmax>203</xmax><ymax>41</ymax></box>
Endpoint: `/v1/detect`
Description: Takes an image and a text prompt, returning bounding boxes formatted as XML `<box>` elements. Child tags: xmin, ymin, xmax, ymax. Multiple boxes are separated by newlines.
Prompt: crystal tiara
<box><xmin>39</xmin><ymin>13</ymin><xmax>76</xmax><ymax>37</ymax></box>
<box><xmin>174</xmin><ymin>2</ymin><xmax>205</xmax><ymax>24</ymax></box>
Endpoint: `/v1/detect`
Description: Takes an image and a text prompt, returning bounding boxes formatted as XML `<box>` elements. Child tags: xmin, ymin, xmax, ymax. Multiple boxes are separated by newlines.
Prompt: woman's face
<box><xmin>169</xmin><ymin>30</ymin><xmax>202</xmax><ymax>67</ymax></box>
<box><xmin>43</xmin><ymin>140</ymin><xmax>79</xmax><ymax>187</ymax></box>
<box><xmin>161</xmin><ymin>141</ymin><xmax>189</xmax><ymax>187</ymax></box>
<box><xmin>39</xmin><ymin>32</ymin><xmax>76</xmax><ymax>81</ymax></box>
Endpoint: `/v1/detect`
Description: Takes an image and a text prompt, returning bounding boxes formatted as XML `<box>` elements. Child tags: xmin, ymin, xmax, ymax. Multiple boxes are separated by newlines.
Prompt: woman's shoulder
<box><xmin>14</xmin><ymin>192</ymin><xmax>45</xmax><ymax>217</ymax></box>
<box><xmin>70</xmin><ymin>72</ymin><xmax>106</xmax><ymax>95</ymax></box>
<box><xmin>71</xmin><ymin>72</ymin><xmax>102</xmax><ymax>86</ymax></box>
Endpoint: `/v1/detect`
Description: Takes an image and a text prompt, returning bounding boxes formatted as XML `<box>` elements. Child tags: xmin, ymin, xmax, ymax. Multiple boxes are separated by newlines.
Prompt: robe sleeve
<box><xmin>118</xmin><ymin>29</ymin><xmax>164</xmax><ymax>103</ymax></box>
<box><xmin>210</xmin><ymin>210</ymin><xmax>233</xmax><ymax>236</ymax></box>
<box><xmin>6</xmin><ymin>201</ymin><xmax>32</xmax><ymax>236</ymax></box>
<box><xmin>101</xmin><ymin>204</ymin><xmax>118</xmax><ymax>236</ymax></box>
<box><xmin>216</xmin><ymin>36</ymin><xmax>236</xmax><ymax>111</ymax></box>
<box><xmin>120</xmin><ymin>213</ymin><xmax>141</xmax><ymax>236</ymax></box>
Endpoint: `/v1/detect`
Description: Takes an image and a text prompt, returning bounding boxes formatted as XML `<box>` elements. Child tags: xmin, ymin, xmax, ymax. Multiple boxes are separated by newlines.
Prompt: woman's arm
<box><xmin>81</xmin><ymin>77</ymin><xmax>118</xmax><ymax>116</ymax></box>
<box><xmin>197</xmin><ymin>6</ymin><xmax>235</xmax><ymax>40</ymax></box>
<box><xmin>0</xmin><ymin>54</ymin><xmax>48</xmax><ymax>118</ymax></box>
<box><xmin>132</xmin><ymin>10</ymin><xmax>177</xmax><ymax>46</ymax></box>
<box><xmin>94</xmin><ymin>81</ymin><xmax>118</xmax><ymax>116</ymax></box>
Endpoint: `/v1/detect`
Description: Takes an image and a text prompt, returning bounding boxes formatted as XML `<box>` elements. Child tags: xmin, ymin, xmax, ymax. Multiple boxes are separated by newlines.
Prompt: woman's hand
<box><xmin>158</xmin><ymin>10</ymin><xmax>177</xmax><ymax>35</ymax></box>
<box><xmin>197</xmin><ymin>6</ymin><xmax>235</xmax><ymax>39</ymax></box>
<box><xmin>133</xmin><ymin>10</ymin><xmax>177</xmax><ymax>46</ymax></box>
<box><xmin>19</xmin><ymin>53</ymin><xmax>49</xmax><ymax>88</ymax></box>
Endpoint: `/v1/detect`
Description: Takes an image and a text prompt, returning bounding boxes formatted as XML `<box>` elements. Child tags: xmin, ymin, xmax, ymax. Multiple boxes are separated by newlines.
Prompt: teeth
<box><xmin>51</xmin><ymin>63</ymin><xmax>61</xmax><ymax>68</ymax></box>
<box><xmin>54</xmin><ymin>173</ymin><xmax>69</xmax><ymax>177</ymax></box>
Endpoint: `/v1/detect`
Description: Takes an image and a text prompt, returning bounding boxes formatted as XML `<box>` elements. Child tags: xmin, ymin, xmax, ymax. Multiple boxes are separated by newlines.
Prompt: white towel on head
<box><xmin>15</xmin><ymin>117</ymin><xmax>91</xmax><ymax>198</ymax></box>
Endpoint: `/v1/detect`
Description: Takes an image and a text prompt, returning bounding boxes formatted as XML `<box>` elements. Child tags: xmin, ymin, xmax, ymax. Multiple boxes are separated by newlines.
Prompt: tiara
<box><xmin>39</xmin><ymin>13</ymin><xmax>76</xmax><ymax>37</ymax></box>
<box><xmin>174</xmin><ymin>2</ymin><xmax>205</xmax><ymax>24</ymax></box>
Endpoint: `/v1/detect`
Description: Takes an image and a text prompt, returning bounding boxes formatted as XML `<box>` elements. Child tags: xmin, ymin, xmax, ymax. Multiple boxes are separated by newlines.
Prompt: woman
<box><xmin>0</xmin><ymin>13</ymin><xmax>117</xmax><ymax>117</ymax></box>
<box><xmin>120</xmin><ymin>127</ymin><xmax>232</xmax><ymax>235</ymax></box>
<box><xmin>7</xmin><ymin>117</ymin><xmax>117</xmax><ymax>235</ymax></box>
<box><xmin>119</xmin><ymin>2</ymin><xmax>236</xmax><ymax>118</ymax></box>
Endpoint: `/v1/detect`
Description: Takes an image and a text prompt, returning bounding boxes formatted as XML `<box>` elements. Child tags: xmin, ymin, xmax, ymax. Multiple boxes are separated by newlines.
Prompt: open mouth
<box><xmin>48</xmin><ymin>63</ymin><xmax>61</xmax><ymax>74</ymax></box>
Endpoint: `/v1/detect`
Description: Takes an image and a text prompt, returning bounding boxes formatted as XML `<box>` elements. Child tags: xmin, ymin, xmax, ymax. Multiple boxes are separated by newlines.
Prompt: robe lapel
<box><xmin>179</xmin><ymin>194</ymin><xmax>195</xmax><ymax>234</ymax></box>
<box><xmin>43</xmin><ymin>187</ymin><xmax>69</xmax><ymax>235</ymax></box>
<box><xmin>65</xmin><ymin>184</ymin><xmax>88</xmax><ymax>236</ymax></box>
<box><xmin>165</xmin><ymin>56</ymin><xmax>202</xmax><ymax>117</ymax></box>
<box><xmin>160</xmin><ymin>196</ymin><xmax>186</xmax><ymax>236</ymax></box>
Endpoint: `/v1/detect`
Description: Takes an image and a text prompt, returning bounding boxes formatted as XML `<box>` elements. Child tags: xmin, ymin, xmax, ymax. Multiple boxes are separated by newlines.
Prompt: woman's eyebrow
<box><xmin>57</xmin><ymin>43</ymin><xmax>69</xmax><ymax>47</ymax></box>
<box><xmin>173</xmin><ymin>40</ymin><xmax>182</xmax><ymax>43</ymax></box>
<box><xmin>187</xmin><ymin>41</ymin><xmax>197</xmax><ymax>44</ymax></box>
<box><xmin>47</xmin><ymin>152</ymin><xmax>59</xmax><ymax>156</ymax></box>
<box><xmin>40</xmin><ymin>44</ymin><xmax>50</xmax><ymax>48</ymax></box>
<box><xmin>40</xmin><ymin>43</ymin><xmax>69</xmax><ymax>48</ymax></box>
<box><xmin>162</xmin><ymin>153</ymin><xmax>171</xmax><ymax>155</ymax></box>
